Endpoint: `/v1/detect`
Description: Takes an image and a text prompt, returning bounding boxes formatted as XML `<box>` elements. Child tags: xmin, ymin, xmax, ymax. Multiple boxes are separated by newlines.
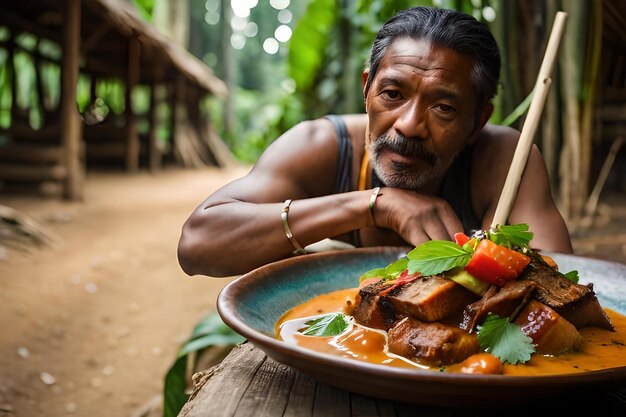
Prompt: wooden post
<box><xmin>125</xmin><ymin>36</ymin><xmax>140</xmax><ymax>172</ymax></box>
<box><xmin>7</xmin><ymin>30</ymin><xmax>17</xmax><ymax>125</ymax></box>
<box><xmin>60</xmin><ymin>0</ymin><xmax>83</xmax><ymax>200</ymax></box>
<box><xmin>147</xmin><ymin>81</ymin><xmax>161</xmax><ymax>172</ymax></box>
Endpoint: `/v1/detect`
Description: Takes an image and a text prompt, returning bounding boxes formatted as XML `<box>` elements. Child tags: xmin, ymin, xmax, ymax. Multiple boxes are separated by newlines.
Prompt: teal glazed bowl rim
<box><xmin>217</xmin><ymin>247</ymin><xmax>626</xmax><ymax>407</ymax></box>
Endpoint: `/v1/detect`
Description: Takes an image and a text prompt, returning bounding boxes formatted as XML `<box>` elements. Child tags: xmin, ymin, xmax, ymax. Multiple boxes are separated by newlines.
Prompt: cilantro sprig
<box><xmin>486</xmin><ymin>224</ymin><xmax>533</xmax><ymax>250</ymax></box>
<box><xmin>476</xmin><ymin>314</ymin><xmax>536</xmax><ymax>364</ymax></box>
<box><xmin>299</xmin><ymin>313</ymin><xmax>350</xmax><ymax>337</ymax></box>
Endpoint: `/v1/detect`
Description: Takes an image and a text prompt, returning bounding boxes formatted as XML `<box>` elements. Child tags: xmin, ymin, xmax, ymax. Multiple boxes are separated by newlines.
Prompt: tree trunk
<box><xmin>153</xmin><ymin>0</ymin><xmax>189</xmax><ymax>47</ymax></box>
<box><xmin>220</xmin><ymin>0</ymin><xmax>235</xmax><ymax>141</ymax></box>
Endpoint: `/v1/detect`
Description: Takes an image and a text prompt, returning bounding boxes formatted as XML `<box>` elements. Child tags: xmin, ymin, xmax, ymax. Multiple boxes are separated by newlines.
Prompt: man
<box><xmin>178</xmin><ymin>6</ymin><xmax>572</xmax><ymax>277</ymax></box>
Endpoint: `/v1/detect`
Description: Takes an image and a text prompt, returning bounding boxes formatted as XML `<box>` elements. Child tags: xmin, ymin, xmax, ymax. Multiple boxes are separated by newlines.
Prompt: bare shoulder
<box><xmin>248</xmin><ymin>116</ymin><xmax>343</xmax><ymax>197</ymax></box>
<box><xmin>471</xmin><ymin>124</ymin><xmax>522</xmax><ymax>223</ymax></box>
<box><xmin>476</xmin><ymin>124</ymin><xmax>520</xmax><ymax>152</ymax></box>
<box><xmin>472</xmin><ymin>124</ymin><xmax>522</xmax><ymax>174</ymax></box>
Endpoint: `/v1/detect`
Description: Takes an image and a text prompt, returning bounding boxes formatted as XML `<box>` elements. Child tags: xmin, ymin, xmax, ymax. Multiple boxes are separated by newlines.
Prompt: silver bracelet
<box><xmin>368</xmin><ymin>187</ymin><xmax>381</xmax><ymax>227</ymax></box>
<box><xmin>281</xmin><ymin>199</ymin><xmax>307</xmax><ymax>255</ymax></box>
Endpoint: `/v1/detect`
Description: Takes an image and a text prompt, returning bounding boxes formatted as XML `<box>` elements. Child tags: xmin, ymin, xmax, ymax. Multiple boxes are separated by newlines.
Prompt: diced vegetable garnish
<box><xmin>464</xmin><ymin>239</ymin><xmax>530</xmax><ymax>286</ymax></box>
<box><xmin>445</xmin><ymin>268</ymin><xmax>490</xmax><ymax>296</ymax></box>
<box><xmin>454</xmin><ymin>232</ymin><xmax>470</xmax><ymax>246</ymax></box>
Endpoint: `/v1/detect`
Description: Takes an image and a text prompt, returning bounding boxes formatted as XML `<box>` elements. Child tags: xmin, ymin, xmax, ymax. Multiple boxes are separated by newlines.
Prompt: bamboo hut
<box><xmin>0</xmin><ymin>0</ymin><xmax>231</xmax><ymax>200</ymax></box>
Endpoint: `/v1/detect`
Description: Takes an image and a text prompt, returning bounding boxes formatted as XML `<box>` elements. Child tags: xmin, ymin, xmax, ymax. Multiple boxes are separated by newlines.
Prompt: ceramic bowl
<box><xmin>217</xmin><ymin>247</ymin><xmax>626</xmax><ymax>406</ymax></box>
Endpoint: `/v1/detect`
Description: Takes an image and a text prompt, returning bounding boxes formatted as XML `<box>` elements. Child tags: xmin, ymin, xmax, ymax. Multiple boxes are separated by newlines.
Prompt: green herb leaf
<box><xmin>477</xmin><ymin>314</ymin><xmax>535</xmax><ymax>364</ymax></box>
<box><xmin>300</xmin><ymin>313</ymin><xmax>350</xmax><ymax>337</ymax></box>
<box><xmin>360</xmin><ymin>267</ymin><xmax>386</xmax><ymax>281</ymax></box>
<box><xmin>563</xmin><ymin>270</ymin><xmax>579</xmax><ymax>283</ymax></box>
<box><xmin>488</xmin><ymin>224</ymin><xmax>533</xmax><ymax>249</ymax></box>
<box><xmin>361</xmin><ymin>257</ymin><xmax>408</xmax><ymax>282</ymax></box>
<box><xmin>407</xmin><ymin>241</ymin><xmax>472</xmax><ymax>276</ymax></box>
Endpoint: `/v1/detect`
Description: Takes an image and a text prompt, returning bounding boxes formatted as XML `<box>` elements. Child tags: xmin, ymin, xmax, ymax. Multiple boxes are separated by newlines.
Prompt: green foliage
<box><xmin>163</xmin><ymin>311</ymin><xmax>245</xmax><ymax>417</ymax></box>
<box><xmin>288</xmin><ymin>0</ymin><xmax>338</xmax><ymax>92</ymax></box>
<box><xmin>206</xmin><ymin>84</ymin><xmax>303</xmax><ymax>162</ymax></box>
<box><xmin>96</xmin><ymin>79</ymin><xmax>125</xmax><ymax>115</ymax></box>
<box><xmin>131</xmin><ymin>0</ymin><xmax>155</xmax><ymax>21</ymax></box>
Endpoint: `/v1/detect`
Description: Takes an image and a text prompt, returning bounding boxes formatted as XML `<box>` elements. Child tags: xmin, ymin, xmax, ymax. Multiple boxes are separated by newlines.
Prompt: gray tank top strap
<box><xmin>324</xmin><ymin>115</ymin><xmax>353</xmax><ymax>194</ymax></box>
<box><xmin>323</xmin><ymin>115</ymin><xmax>361</xmax><ymax>246</ymax></box>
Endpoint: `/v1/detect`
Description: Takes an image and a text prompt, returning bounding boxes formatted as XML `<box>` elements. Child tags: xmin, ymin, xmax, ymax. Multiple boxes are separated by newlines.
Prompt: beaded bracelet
<box><xmin>281</xmin><ymin>199</ymin><xmax>307</xmax><ymax>255</ymax></box>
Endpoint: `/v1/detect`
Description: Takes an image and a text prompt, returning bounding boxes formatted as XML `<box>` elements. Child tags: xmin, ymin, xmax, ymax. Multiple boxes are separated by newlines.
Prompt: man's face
<box><xmin>364</xmin><ymin>37</ymin><xmax>488</xmax><ymax>192</ymax></box>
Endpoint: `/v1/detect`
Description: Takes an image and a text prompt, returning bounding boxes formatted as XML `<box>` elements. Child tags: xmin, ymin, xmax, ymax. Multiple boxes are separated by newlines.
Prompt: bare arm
<box><xmin>177</xmin><ymin>119</ymin><xmax>376</xmax><ymax>277</ymax></box>
<box><xmin>508</xmin><ymin>146</ymin><xmax>573</xmax><ymax>253</ymax></box>
<box><xmin>477</xmin><ymin>125</ymin><xmax>573</xmax><ymax>253</ymax></box>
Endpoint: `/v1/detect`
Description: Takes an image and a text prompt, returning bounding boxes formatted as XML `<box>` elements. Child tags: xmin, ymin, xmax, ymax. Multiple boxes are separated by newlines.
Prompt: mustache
<box><xmin>372</xmin><ymin>132</ymin><xmax>437</xmax><ymax>166</ymax></box>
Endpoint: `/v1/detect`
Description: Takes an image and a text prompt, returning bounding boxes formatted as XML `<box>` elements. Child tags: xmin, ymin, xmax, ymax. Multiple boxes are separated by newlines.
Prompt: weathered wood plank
<box><xmin>312</xmin><ymin>382</ymin><xmax>350</xmax><ymax>417</ymax></box>
<box><xmin>394</xmin><ymin>402</ymin><xmax>450</xmax><ymax>417</ymax></box>
<box><xmin>375</xmin><ymin>399</ymin><xmax>397</xmax><ymax>417</ymax></box>
<box><xmin>283</xmin><ymin>372</ymin><xmax>316</xmax><ymax>417</ymax></box>
<box><xmin>234</xmin><ymin>357</ymin><xmax>296</xmax><ymax>417</ymax></box>
<box><xmin>178</xmin><ymin>343</ymin><xmax>265</xmax><ymax>417</ymax></box>
<box><xmin>351</xmin><ymin>393</ymin><xmax>383</xmax><ymax>417</ymax></box>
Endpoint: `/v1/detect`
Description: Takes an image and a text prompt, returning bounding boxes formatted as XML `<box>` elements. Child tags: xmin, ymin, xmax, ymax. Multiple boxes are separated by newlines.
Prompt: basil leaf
<box><xmin>360</xmin><ymin>267</ymin><xmax>386</xmax><ymax>281</ymax></box>
<box><xmin>563</xmin><ymin>270</ymin><xmax>579</xmax><ymax>283</ymax></box>
<box><xmin>360</xmin><ymin>257</ymin><xmax>408</xmax><ymax>282</ymax></box>
<box><xmin>300</xmin><ymin>313</ymin><xmax>350</xmax><ymax>337</ymax></box>
<box><xmin>407</xmin><ymin>241</ymin><xmax>472</xmax><ymax>276</ymax></box>
<box><xmin>383</xmin><ymin>257</ymin><xmax>408</xmax><ymax>279</ymax></box>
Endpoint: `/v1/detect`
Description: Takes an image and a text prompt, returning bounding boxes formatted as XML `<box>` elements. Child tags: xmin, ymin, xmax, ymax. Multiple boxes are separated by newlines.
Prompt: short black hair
<box><xmin>365</xmin><ymin>6</ymin><xmax>501</xmax><ymax>104</ymax></box>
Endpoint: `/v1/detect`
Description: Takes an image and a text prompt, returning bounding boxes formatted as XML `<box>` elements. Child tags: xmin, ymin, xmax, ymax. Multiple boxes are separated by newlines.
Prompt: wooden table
<box><xmin>178</xmin><ymin>342</ymin><xmax>626</xmax><ymax>417</ymax></box>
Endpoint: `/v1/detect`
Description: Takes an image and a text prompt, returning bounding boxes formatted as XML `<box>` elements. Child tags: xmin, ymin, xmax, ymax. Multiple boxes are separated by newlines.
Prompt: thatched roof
<box><xmin>0</xmin><ymin>0</ymin><xmax>227</xmax><ymax>96</ymax></box>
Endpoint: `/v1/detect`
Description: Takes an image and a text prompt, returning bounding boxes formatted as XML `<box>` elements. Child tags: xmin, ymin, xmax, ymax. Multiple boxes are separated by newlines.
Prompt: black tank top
<box><xmin>325</xmin><ymin>115</ymin><xmax>482</xmax><ymax>242</ymax></box>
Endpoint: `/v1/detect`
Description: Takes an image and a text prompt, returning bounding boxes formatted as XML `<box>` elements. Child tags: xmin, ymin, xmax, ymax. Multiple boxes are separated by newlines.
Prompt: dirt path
<box><xmin>0</xmin><ymin>165</ymin><xmax>250</xmax><ymax>417</ymax></box>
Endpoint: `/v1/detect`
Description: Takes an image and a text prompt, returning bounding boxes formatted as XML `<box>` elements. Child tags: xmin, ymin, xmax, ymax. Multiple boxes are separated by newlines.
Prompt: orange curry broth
<box><xmin>275</xmin><ymin>288</ymin><xmax>626</xmax><ymax>375</ymax></box>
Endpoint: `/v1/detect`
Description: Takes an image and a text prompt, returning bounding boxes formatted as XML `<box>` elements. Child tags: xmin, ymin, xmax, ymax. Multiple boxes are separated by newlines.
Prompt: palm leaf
<box><xmin>162</xmin><ymin>311</ymin><xmax>244</xmax><ymax>417</ymax></box>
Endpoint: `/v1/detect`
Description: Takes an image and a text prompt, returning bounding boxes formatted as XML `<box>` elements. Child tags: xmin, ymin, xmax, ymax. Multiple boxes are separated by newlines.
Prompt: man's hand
<box><xmin>371</xmin><ymin>187</ymin><xmax>464</xmax><ymax>246</ymax></box>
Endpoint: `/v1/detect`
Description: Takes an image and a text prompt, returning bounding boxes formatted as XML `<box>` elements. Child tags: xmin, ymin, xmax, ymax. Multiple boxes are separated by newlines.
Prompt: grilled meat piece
<box><xmin>460</xmin><ymin>280</ymin><xmax>537</xmax><ymax>332</ymax></box>
<box><xmin>514</xmin><ymin>300</ymin><xmax>583</xmax><ymax>355</ymax></box>
<box><xmin>351</xmin><ymin>280</ymin><xmax>397</xmax><ymax>330</ymax></box>
<box><xmin>387</xmin><ymin>317</ymin><xmax>480</xmax><ymax>366</ymax></box>
<box><xmin>385</xmin><ymin>274</ymin><xmax>479</xmax><ymax>323</ymax></box>
<box><xmin>520</xmin><ymin>261</ymin><xmax>613</xmax><ymax>331</ymax></box>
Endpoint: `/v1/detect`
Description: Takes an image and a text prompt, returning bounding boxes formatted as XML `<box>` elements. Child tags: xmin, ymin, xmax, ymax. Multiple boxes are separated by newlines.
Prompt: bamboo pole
<box><xmin>491</xmin><ymin>11</ymin><xmax>568</xmax><ymax>228</ymax></box>
<box><xmin>578</xmin><ymin>0</ymin><xmax>603</xmax><ymax>225</ymax></box>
